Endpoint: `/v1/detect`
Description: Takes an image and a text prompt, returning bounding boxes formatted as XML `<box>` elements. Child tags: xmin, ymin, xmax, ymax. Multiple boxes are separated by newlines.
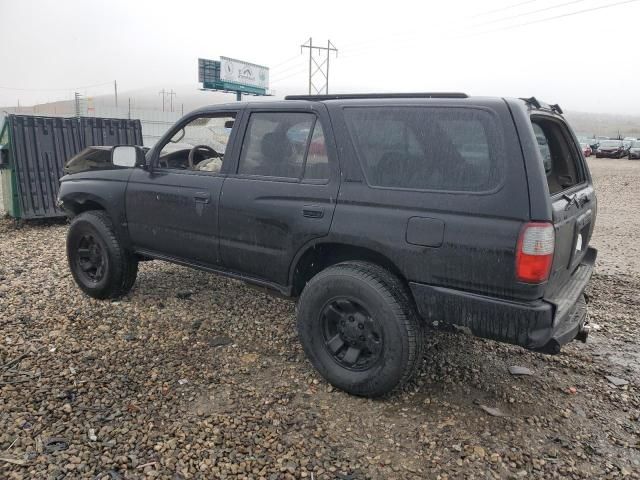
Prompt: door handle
<box><xmin>193</xmin><ymin>192</ymin><xmax>211</xmax><ymax>203</ymax></box>
<box><xmin>302</xmin><ymin>205</ymin><xmax>324</xmax><ymax>219</ymax></box>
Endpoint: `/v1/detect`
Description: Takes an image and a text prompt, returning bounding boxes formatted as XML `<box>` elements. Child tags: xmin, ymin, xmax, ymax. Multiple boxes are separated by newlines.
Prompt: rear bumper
<box><xmin>409</xmin><ymin>247</ymin><xmax>597</xmax><ymax>352</ymax></box>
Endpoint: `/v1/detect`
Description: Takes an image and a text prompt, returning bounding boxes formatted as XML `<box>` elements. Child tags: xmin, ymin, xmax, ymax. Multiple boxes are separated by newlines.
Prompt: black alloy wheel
<box><xmin>321</xmin><ymin>298</ymin><xmax>383</xmax><ymax>371</ymax></box>
<box><xmin>74</xmin><ymin>233</ymin><xmax>107</xmax><ymax>283</ymax></box>
<box><xmin>66</xmin><ymin>210</ymin><xmax>138</xmax><ymax>299</ymax></box>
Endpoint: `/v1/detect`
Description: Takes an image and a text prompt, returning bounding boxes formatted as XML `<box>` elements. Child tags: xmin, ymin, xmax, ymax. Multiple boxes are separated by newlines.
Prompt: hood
<box><xmin>64</xmin><ymin>146</ymin><xmax>115</xmax><ymax>175</ymax></box>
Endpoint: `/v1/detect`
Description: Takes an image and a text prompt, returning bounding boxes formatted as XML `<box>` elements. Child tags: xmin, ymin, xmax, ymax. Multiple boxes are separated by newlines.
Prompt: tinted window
<box><xmin>303</xmin><ymin>122</ymin><xmax>330</xmax><ymax>180</ymax></box>
<box><xmin>239</xmin><ymin>112</ymin><xmax>315</xmax><ymax>178</ymax></box>
<box><xmin>344</xmin><ymin>107</ymin><xmax>501</xmax><ymax>191</ymax></box>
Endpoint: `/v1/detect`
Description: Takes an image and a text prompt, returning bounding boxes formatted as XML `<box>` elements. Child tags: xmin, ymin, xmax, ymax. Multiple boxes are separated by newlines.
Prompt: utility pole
<box><xmin>167</xmin><ymin>89</ymin><xmax>176</xmax><ymax>112</ymax></box>
<box><xmin>74</xmin><ymin>92</ymin><xmax>82</xmax><ymax>117</ymax></box>
<box><xmin>300</xmin><ymin>37</ymin><xmax>338</xmax><ymax>95</ymax></box>
<box><xmin>114</xmin><ymin>80</ymin><xmax>118</xmax><ymax>108</ymax></box>
<box><xmin>159</xmin><ymin>89</ymin><xmax>167</xmax><ymax>112</ymax></box>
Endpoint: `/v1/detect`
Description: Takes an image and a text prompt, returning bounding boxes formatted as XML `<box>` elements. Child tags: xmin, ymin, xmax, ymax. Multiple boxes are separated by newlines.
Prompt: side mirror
<box><xmin>112</xmin><ymin>145</ymin><xmax>146</xmax><ymax>168</ymax></box>
<box><xmin>224</xmin><ymin>120</ymin><xmax>235</xmax><ymax>129</ymax></box>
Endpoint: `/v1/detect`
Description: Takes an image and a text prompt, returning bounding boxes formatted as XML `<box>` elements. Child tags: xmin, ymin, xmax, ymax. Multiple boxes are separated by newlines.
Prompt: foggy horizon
<box><xmin>1</xmin><ymin>0</ymin><xmax>640</xmax><ymax>115</ymax></box>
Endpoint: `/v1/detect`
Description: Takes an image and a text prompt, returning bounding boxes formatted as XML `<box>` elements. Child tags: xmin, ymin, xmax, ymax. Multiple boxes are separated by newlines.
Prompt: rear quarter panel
<box><xmin>326</xmin><ymin>98</ymin><xmax>537</xmax><ymax>300</ymax></box>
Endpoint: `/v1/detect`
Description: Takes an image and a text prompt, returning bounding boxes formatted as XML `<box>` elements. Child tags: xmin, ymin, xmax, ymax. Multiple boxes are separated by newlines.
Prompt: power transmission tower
<box><xmin>159</xmin><ymin>89</ymin><xmax>167</xmax><ymax>112</ymax></box>
<box><xmin>300</xmin><ymin>38</ymin><xmax>338</xmax><ymax>95</ymax></box>
<box><xmin>167</xmin><ymin>89</ymin><xmax>176</xmax><ymax>112</ymax></box>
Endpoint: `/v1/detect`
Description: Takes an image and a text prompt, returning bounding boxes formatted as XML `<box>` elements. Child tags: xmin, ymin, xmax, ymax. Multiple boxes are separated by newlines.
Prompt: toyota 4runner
<box><xmin>58</xmin><ymin>93</ymin><xmax>597</xmax><ymax>397</ymax></box>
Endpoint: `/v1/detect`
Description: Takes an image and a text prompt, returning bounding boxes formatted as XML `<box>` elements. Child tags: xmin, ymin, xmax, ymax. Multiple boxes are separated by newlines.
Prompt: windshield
<box><xmin>600</xmin><ymin>140</ymin><xmax>622</xmax><ymax>148</ymax></box>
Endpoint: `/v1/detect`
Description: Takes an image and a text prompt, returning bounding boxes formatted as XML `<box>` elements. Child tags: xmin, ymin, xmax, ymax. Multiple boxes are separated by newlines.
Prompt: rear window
<box><xmin>343</xmin><ymin>107</ymin><xmax>502</xmax><ymax>192</ymax></box>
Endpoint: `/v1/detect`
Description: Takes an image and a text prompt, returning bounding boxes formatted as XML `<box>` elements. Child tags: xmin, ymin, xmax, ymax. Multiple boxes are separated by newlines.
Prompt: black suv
<box><xmin>58</xmin><ymin>93</ymin><xmax>597</xmax><ymax>397</ymax></box>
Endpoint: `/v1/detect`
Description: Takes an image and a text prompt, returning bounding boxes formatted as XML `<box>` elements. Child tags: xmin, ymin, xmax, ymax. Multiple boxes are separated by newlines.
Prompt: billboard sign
<box><xmin>220</xmin><ymin>56</ymin><xmax>269</xmax><ymax>90</ymax></box>
<box><xmin>198</xmin><ymin>58</ymin><xmax>221</xmax><ymax>84</ymax></box>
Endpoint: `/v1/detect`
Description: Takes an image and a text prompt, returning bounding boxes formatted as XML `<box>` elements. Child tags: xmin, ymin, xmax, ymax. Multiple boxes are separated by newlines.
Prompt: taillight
<box><xmin>516</xmin><ymin>222</ymin><xmax>555</xmax><ymax>283</ymax></box>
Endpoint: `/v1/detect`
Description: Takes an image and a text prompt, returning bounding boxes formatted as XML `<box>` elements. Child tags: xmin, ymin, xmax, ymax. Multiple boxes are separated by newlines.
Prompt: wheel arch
<box><xmin>60</xmin><ymin>192</ymin><xmax>108</xmax><ymax>217</ymax></box>
<box><xmin>289</xmin><ymin>241</ymin><xmax>406</xmax><ymax>297</ymax></box>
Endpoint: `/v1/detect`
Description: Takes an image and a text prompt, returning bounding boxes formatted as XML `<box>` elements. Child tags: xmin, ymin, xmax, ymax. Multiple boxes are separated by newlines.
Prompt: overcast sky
<box><xmin>1</xmin><ymin>0</ymin><xmax>639</xmax><ymax>114</ymax></box>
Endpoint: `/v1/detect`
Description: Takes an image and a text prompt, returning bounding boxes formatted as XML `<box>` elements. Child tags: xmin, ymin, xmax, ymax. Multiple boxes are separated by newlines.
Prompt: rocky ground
<box><xmin>0</xmin><ymin>158</ymin><xmax>639</xmax><ymax>479</ymax></box>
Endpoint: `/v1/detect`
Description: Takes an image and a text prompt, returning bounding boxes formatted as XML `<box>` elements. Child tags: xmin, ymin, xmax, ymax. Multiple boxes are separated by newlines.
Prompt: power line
<box><xmin>270</xmin><ymin>67</ymin><xmax>308</xmax><ymax>85</ymax></box>
<box><xmin>469</xmin><ymin>0</ymin><xmax>639</xmax><ymax>36</ymax></box>
<box><xmin>0</xmin><ymin>81</ymin><xmax>113</xmax><ymax>92</ymax></box>
<box><xmin>270</xmin><ymin>61</ymin><xmax>308</xmax><ymax>79</ymax></box>
<box><xmin>472</xmin><ymin>0</ymin><xmax>588</xmax><ymax>27</ymax></box>
<box><xmin>470</xmin><ymin>0</ymin><xmax>538</xmax><ymax>18</ymax></box>
<box><xmin>270</xmin><ymin>54</ymin><xmax>301</xmax><ymax>70</ymax></box>
<box><xmin>340</xmin><ymin>0</ymin><xmax>638</xmax><ymax>60</ymax></box>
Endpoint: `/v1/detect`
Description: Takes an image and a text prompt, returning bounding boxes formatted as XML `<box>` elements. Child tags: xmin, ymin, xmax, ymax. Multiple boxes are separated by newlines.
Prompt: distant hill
<box><xmin>3</xmin><ymin>87</ymin><xmax>640</xmax><ymax>139</ymax></box>
<box><xmin>564</xmin><ymin>111</ymin><xmax>640</xmax><ymax>138</ymax></box>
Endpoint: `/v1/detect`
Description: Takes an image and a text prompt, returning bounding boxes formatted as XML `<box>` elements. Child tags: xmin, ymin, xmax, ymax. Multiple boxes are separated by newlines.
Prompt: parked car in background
<box><xmin>588</xmin><ymin>139</ymin><xmax>599</xmax><ymax>152</ymax></box>
<box><xmin>623</xmin><ymin>137</ymin><xmax>636</xmax><ymax>151</ymax></box>
<box><xmin>596</xmin><ymin>140</ymin><xmax>626</xmax><ymax>158</ymax></box>
<box><xmin>581</xmin><ymin>143</ymin><xmax>592</xmax><ymax>157</ymax></box>
<box><xmin>629</xmin><ymin>140</ymin><xmax>640</xmax><ymax>160</ymax></box>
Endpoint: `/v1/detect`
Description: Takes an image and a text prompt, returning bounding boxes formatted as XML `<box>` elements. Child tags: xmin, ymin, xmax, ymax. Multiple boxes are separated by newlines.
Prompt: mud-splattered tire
<box><xmin>297</xmin><ymin>261</ymin><xmax>424</xmax><ymax>397</ymax></box>
<box><xmin>67</xmin><ymin>210</ymin><xmax>138</xmax><ymax>299</ymax></box>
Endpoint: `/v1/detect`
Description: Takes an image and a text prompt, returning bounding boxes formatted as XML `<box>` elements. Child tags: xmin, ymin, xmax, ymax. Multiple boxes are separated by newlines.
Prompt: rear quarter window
<box><xmin>531</xmin><ymin>117</ymin><xmax>585</xmax><ymax>195</ymax></box>
<box><xmin>343</xmin><ymin>106</ymin><xmax>504</xmax><ymax>192</ymax></box>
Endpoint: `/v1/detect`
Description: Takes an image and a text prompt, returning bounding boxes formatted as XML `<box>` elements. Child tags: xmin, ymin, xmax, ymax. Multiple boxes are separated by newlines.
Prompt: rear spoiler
<box><xmin>520</xmin><ymin>96</ymin><xmax>563</xmax><ymax>115</ymax></box>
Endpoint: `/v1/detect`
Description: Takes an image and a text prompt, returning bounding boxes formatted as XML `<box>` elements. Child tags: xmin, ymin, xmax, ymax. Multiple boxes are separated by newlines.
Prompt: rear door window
<box><xmin>238</xmin><ymin>112</ymin><xmax>328</xmax><ymax>179</ymax></box>
<box><xmin>531</xmin><ymin>117</ymin><xmax>585</xmax><ymax>195</ymax></box>
<box><xmin>343</xmin><ymin>107</ymin><xmax>502</xmax><ymax>192</ymax></box>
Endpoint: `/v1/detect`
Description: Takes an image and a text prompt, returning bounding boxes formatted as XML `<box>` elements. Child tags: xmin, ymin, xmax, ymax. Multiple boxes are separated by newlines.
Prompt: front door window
<box><xmin>158</xmin><ymin>115</ymin><xmax>236</xmax><ymax>173</ymax></box>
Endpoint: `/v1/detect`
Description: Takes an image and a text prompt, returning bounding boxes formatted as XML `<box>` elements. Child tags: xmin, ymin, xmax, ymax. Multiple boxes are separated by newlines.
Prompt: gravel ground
<box><xmin>1</xmin><ymin>158</ymin><xmax>639</xmax><ymax>479</ymax></box>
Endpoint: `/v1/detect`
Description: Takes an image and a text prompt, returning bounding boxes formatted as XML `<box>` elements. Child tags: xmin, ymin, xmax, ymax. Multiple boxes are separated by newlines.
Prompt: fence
<box><xmin>1</xmin><ymin>104</ymin><xmax>181</xmax><ymax>147</ymax></box>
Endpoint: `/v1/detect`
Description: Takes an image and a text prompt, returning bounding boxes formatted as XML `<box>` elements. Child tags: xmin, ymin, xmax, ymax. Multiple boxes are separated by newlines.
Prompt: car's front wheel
<box><xmin>297</xmin><ymin>261</ymin><xmax>424</xmax><ymax>397</ymax></box>
<box><xmin>67</xmin><ymin>210</ymin><xmax>138</xmax><ymax>299</ymax></box>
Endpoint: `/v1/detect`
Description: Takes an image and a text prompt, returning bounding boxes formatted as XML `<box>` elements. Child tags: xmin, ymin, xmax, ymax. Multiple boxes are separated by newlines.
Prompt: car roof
<box><xmin>188</xmin><ymin>93</ymin><xmax>564</xmax><ymax>117</ymax></box>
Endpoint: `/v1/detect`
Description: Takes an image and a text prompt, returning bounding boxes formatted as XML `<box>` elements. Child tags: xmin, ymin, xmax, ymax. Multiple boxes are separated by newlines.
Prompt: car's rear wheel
<box><xmin>67</xmin><ymin>210</ymin><xmax>138</xmax><ymax>299</ymax></box>
<box><xmin>296</xmin><ymin>261</ymin><xmax>424</xmax><ymax>397</ymax></box>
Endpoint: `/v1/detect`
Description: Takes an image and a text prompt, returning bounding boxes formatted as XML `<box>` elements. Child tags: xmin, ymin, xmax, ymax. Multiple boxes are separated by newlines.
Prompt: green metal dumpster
<box><xmin>0</xmin><ymin>114</ymin><xmax>142</xmax><ymax>220</ymax></box>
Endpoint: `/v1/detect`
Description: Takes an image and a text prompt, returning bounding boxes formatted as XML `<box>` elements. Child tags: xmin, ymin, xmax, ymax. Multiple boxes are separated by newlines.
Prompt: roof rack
<box><xmin>520</xmin><ymin>96</ymin><xmax>564</xmax><ymax>115</ymax></box>
<box><xmin>284</xmin><ymin>92</ymin><xmax>469</xmax><ymax>101</ymax></box>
